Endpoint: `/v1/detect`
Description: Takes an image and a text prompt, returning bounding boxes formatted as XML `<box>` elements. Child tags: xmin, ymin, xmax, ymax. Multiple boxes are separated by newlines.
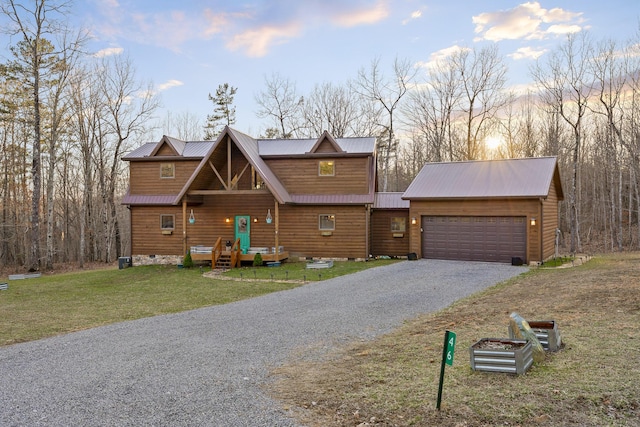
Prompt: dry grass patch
<box><xmin>270</xmin><ymin>253</ymin><xmax>640</xmax><ymax>426</ymax></box>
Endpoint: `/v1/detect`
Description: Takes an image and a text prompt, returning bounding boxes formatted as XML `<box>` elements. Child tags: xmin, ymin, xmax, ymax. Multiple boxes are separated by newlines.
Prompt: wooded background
<box><xmin>1</xmin><ymin>1</ymin><xmax>638</xmax><ymax>271</ymax></box>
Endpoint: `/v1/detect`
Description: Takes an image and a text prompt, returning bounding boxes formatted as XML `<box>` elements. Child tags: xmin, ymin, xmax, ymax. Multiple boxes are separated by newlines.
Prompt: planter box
<box><xmin>306</xmin><ymin>260</ymin><xmax>333</xmax><ymax>269</ymax></box>
<box><xmin>509</xmin><ymin>320</ymin><xmax>562</xmax><ymax>352</ymax></box>
<box><xmin>470</xmin><ymin>338</ymin><xmax>533</xmax><ymax>375</ymax></box>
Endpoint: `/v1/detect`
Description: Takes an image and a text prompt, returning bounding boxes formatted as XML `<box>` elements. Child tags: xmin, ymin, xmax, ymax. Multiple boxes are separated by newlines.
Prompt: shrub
<box><xmin>183</xmin><ymin>250</ymin><xmax>194</xmax><ymax>268</ymax></box>
<box><xmin>253</xmin><ymin>252</ymin><xmax>263</xmax><ymax>267</ymax></box>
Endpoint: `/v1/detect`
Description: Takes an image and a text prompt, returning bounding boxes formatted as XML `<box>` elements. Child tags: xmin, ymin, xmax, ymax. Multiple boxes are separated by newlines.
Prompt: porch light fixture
<box><xmin>411</xmin><ymin>217</ymin><xmax>417</xmax><ymax>225</ymax></box>
<box><xmin>189</xmin><ymin>209</ymin><xmax>195</xmax><ymax>224</ymax></box>
<box><xmin>253</xmin><ymin>217</ymin><xmax>258</xmax><ymax>223</ymax></box>
<box><xmin>530</xmin><ymin>217</ymin><xmax>536</xmax><ymax>226</ymax></box>
<box><xmin>225</xmin><ymin>217</ymin><xmax>230</xmax><ymax>223</ymax></box>
<box><xmin>266</xmin><ymin>209</ymin><xmax>273</xmax><ymax>224</ymax></box>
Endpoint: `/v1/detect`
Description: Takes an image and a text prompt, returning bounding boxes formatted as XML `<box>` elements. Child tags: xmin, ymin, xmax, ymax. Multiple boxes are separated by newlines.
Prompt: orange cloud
<box><xmin>226</xmin><ymin>22</ymin><xmax>302</xmax><ymax>57</ymax></box>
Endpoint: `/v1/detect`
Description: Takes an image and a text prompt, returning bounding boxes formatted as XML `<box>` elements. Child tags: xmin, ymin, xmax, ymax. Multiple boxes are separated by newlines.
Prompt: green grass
<box><xmin>223</xmin><ymin>259</ymin><xmax>398</xmax><ymax>282</ymax></box>
<box><xmin>271</xmin><ymin>253</ymin><xmax>640</xmax><ymax>426</ymax></box>
<box><xmin>0</xmin><ymin>259</ymin><xmax>398</xmax><ymax>346</ymax></box>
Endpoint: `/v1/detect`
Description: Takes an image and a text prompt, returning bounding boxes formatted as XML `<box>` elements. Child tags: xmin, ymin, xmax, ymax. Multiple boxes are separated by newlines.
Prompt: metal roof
<box><xmin>290</xmin><ymin>194</ymin><xmax>374</xmax><ymax>205</ymax></box>
<box><xmin>402</xmin><ymin>157</ymin><xmax>561</xmax><ymax>200</ymax></box>
<box><xmin>121</xmin><ymin>193</ymin><xmax>178</xmax><ymax>205</ymax></box>
<box><xmin>374</xmin><ymin>192</ymin><xmax>410</xmax><ymax>209</ymax></box>
<box><xmin>123</xmin><ymin>128</ymin><xmax>376</xmax><ymax>206</ymax></box>
<box><xmin>122</xmin><ymin>141</ymin><xmax>213</xmax><ymax>160</ymax></box>
<box><xmin>258</xmin><ymin>137</ymin><xmax>375</xmax><ymax>156</ymax></box>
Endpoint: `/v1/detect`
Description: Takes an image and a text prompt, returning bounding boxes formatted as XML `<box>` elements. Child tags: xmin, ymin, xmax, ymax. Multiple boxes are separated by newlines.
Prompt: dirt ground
<box><xmin>269</xmin><ymin>253</ymin><xmax>640</xmax><ymax>426</ymax></box>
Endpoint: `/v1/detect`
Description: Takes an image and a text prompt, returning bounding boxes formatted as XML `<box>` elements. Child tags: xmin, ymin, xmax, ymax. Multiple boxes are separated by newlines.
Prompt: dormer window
<box><xmin>319</xmin><ymin>160</ymin><xmax>335</xmax><ymax>176</ymax></box>
<box><xmin>160</xmin><ymin>163</ymin><xmax>175</xmax><ymax>179</ymax></box>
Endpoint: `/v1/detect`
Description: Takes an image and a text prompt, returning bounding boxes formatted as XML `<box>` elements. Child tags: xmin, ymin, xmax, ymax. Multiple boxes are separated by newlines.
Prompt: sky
<box><xmin>67</xmin><ymin>1</ymin><xmax>640</xmax><ymax>139</ymax></box>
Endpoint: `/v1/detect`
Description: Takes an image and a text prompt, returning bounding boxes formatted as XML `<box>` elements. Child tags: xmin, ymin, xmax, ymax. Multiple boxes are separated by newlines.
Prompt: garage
<box><xmin>402</xmin><ymin>157</ymin><xmax>564</xmax><ymax>264</ymax></box>
<box><xmin>421</xmin><ymin>216</ymin><xmax>526</xmax><ymax>263</ymax></box>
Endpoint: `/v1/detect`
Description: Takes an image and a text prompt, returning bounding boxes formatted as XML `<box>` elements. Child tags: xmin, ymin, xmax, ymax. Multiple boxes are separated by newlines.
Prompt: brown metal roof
<box><xmin>123</xmin><ymin>127</ymin><xmax>376</xmax><ymax>206</ymax></box>
<box><xmin>290</xmin><ymin>194</ymin><xmax>374</xmax><ymax>205</ymax></box>
<box><xmin>258</xmin><ymin>136</ymin><xmax>375</xmax><ymax>156</ymax></box>
<box><xmin>123</xmin><ymin>141</ymin><xmax>212</xmax><ymax>160</ymax></box>
<box><xmin>374</xmin><ymin>192</ymin><xmax>410</xmax><ymax>209</ymax></box>
<box><xmin>402</xmin><ymin>157</ymin><xmax>562</xmax><ymax>200</ymax></box>
<box><xmin>121</xmin><ymin>193</ymin><xmax>178</xmax><ymax>205</ymax></box>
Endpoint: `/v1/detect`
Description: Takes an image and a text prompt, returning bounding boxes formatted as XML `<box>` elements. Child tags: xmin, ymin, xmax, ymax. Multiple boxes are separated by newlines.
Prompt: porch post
<box><xmin>182</xmin><ymin>199</ymin><xmax>187</xmax><ymax>255</ymax></box>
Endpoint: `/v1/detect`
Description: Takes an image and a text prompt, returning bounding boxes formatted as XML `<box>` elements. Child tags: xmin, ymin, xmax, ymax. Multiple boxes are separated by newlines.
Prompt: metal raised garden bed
<box><xmin>509</xmin><ymin>320</ymin><xmax>562</xmax><ymax>352</ymax></box>
<box><xmin>470</xmin><ymin>338</ymin><xmax>533</xmax><ymax>375</ymax></box>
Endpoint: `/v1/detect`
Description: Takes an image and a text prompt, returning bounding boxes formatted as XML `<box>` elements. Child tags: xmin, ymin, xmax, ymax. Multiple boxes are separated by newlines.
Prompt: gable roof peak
<box><xmin>149</xmin><ymin>135</ymin><xmax>187</xmax><ymax>156</ymax></box>
<box><xmin>307</xmin><ymin>130</ymin><xmax>344</xmax><ymax>154</ymax></box>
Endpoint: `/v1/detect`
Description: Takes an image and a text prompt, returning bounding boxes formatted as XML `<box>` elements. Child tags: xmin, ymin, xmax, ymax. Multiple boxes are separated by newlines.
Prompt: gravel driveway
<box><xmin>0</xmin><ymin>259</ymin><xmax>525</xmax><ymax>426</ymax></box>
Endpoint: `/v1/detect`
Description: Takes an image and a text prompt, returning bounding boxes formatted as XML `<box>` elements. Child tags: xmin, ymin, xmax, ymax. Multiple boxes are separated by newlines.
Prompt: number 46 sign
<box><xmin>445</xmin><ymin>330</ymin><xmax>456</xmax><ymax>366</ymax></box>
<box><xmin>437</xmin><ymin>330</ymin><xmax>456</xmax><ymax>409</ymax></box>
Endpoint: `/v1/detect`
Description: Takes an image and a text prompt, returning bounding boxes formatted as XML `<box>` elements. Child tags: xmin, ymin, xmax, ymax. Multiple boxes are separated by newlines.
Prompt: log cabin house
<box><xmin>122</xmin><ymin>127</ymin><xmax>563</xmax><ymax>267</ymax></box>
<box><xmin>122</xmin><ymin>126</ymin><xmax>378</xmax><ymax>268</ymax></box>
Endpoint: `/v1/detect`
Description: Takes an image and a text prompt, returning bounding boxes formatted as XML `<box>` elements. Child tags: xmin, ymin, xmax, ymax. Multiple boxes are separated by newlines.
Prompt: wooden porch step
<box><xmin>215</xmin><ymin>254</ymin><xmax>232</xmax><ymax>269</ymax></box>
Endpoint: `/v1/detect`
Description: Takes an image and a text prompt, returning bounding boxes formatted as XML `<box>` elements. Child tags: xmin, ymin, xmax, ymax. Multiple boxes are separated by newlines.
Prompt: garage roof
<box><xmin>402</xmin><ymin>157</ymin><xmax>563</xmax><ymax>200</ymax></box>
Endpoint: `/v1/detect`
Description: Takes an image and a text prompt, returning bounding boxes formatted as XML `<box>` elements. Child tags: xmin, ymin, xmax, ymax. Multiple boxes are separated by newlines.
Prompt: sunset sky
<box><xmin>66</xmin><ymin>1</ymin><xmax>640</xmax><ymax>138</ymax></box>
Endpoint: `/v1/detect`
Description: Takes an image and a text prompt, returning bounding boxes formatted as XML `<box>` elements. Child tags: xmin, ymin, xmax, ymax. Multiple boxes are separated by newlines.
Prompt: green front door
<box><xmin>235</xmin><ymin>215</ymin><xmax>251</xmax><ymax>253</ymax></box>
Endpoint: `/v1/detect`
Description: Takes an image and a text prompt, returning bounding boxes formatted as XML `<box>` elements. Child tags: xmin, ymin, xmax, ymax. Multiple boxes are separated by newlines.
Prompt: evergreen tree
<box><xmin>204</xmin><ymin>83</ymin><xmax>237</xmax><ymax>140</ymax></box>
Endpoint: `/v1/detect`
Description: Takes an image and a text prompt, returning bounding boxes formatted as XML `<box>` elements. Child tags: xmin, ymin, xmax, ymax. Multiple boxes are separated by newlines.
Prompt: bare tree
<box><xmin>255</xmin><ymin>73</ymin><xmax>303</xmax><ymax>138</ymax></box>
<box><xmin>352</xmin><ymin>57</ymin><xmax>416</xmax><ymax>191</ymax></box>
<box><xmin>404</xmin><ymin>58</ymin><xmax>462</xmax><ymax>162</ymax></box>
<box><xmin>531</xmin><ymin>32</ymin><xmax>593</xmax><ymax>254</ymax></box>
<box><xmin>162</xmin><ymin>110</ymin><xmax>203</xmax><ymax>140</ymax></box>
<box><xmin>95</xmin><ymin>54</ymin><xmax>159</xmax><ymax>262</ymax></box>
<box><xmin>1</xmin><ymin>0</ymin><xmax>73</xmax><ymax>271</ymax></box>
<box><xmin>452</xmin><ymin>45</ymin><xmax>508</xmax><ymax>160</ymax></box>
<box><xmin>42</xmin><ymin>29</ymin><xmax>86</xmax><ymax>270</ymax></box>
<box><xmin>300</xmin><ymin>81</ymin><xmax>359</xmax><ymax>137</ymax></box>
<box><xmin>589</xmin><ymin>38</ymin><xmax>629</xmax><ymax>251</ymax></box>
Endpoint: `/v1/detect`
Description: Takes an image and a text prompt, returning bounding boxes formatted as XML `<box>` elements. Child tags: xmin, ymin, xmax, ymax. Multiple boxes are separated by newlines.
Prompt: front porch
<box><xmin>190</xmin><ymin>238</ymin><xmax>288</xmax><ymax>269</ymax></box>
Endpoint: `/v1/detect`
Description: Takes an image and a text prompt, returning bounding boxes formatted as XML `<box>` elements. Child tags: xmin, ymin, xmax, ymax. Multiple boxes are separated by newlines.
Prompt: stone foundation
<box><xmin>133</xmin><ymin>255</ymin><xmax>183</xmax><ymax>266</ymax></box>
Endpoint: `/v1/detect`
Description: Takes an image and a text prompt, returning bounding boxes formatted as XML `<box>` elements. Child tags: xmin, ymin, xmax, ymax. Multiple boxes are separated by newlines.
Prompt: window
<box><xmin>319</xmin><ymin>214</ymin><xmax>335</xmax><ymax>230</ymax></box>
<box><xmin>160</xmin><ymin>214</ymin><xmax>175</xmax><ymax>230</ymax></box>
<box><xmin>391</xmin><ymin>217</ymin><xmax>406</xmax><ymax>232</ymax></box>
<box><xmin>160</xmin><ymin>163</ymin><xmax>175</xmax><ymax>179</ymax></box>
<box><xmin>318</xmin><ymin>160</ymin><xmax>335</xmax><ymax>176</ymax></box>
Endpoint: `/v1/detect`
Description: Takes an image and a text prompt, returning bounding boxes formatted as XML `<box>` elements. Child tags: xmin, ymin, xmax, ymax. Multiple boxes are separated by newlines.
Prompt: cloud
<box><xmin>157</xmin><ymin>80</ymin><xmax>184</xmax><ymax>92</ymax></box>
<box><xmin>93</xmin><ymin>47</ymin><xmax>123</xmax><ymax>58</ymax></box>
<box><xmin>472</xmin><ymin>1</ymin><xmax>585</xmax><ymax>42</ymax></box>
<box><xmin>546</xmin><ymin>24</ymin><xmax>582</xmax><ymax>35</ymax></box>
<box><xmin>509</xmin><ymin>46</ymin><xmax>546</xmax><ymax>60</ymax></box>
<box><xmin>91</xmin><ymin>1</ymin><xmax>391</xmax><ymax>57</ymax></box>
<box><xmin>402</xmin><ymin>8</ymin><xmax>424</xmax><ymax>25</ymax></box>
<box><xmin>226</xmin><ymin>22</ymin><xmax>302</xmax><ymax>57</ymax></box>
<box><xmin>416</xmin><ymin>45</ymin><xmax>470</xmax><ymax>69</ymax></box>
<box><xmin>330</xmin><ymin>0</ymin><xmax>389</xmax><ymax>27</ymax></box>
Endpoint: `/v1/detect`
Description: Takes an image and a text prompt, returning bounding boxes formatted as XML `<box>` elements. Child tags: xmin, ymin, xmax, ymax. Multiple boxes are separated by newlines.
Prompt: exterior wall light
<box><xmin>225</xmin><ymin>217</ymin><xmax>230</xmax><ymax>223</ymax></box>
<box><xmin>530</xmin><ymin>217</ymin><xmax>536</xmax><ymax>226</ymax></box>
<box><xmin>411</xmin><ymin>217</ymin><xmax>417</xmax><ymax>225</ymax></box>
<box><xmin>253</xmin><ymin>217</ymin><xmax>258</xmax><ymax>223</ymax></box>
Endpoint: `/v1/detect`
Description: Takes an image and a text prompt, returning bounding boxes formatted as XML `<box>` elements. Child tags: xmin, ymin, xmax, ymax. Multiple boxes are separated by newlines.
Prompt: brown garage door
<box><xmin>422</xmin><ymin>216</ymin><xmax>526</xmax><ymax>263</ymax></box>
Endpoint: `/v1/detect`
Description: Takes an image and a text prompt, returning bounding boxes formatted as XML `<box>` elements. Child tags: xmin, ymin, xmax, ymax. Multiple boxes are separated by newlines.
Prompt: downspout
<box><xmin>365</xmin><ymin>204</ymin><xmax>371</xmax><ymax>259</ymax></box>
<box><xmin>182</xmin><ymin>199</ymin><xmax>187</xmax><ymax>256</ymax></box>
<box><xmin>274</xmin><ymin>200</ymin><xmax>279</xmax><ymax>255</ymax></box>
<box><xmin>539</xmin><ymin>197</ymin><xmax>544</xmax><ymax>263</ymax></box>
